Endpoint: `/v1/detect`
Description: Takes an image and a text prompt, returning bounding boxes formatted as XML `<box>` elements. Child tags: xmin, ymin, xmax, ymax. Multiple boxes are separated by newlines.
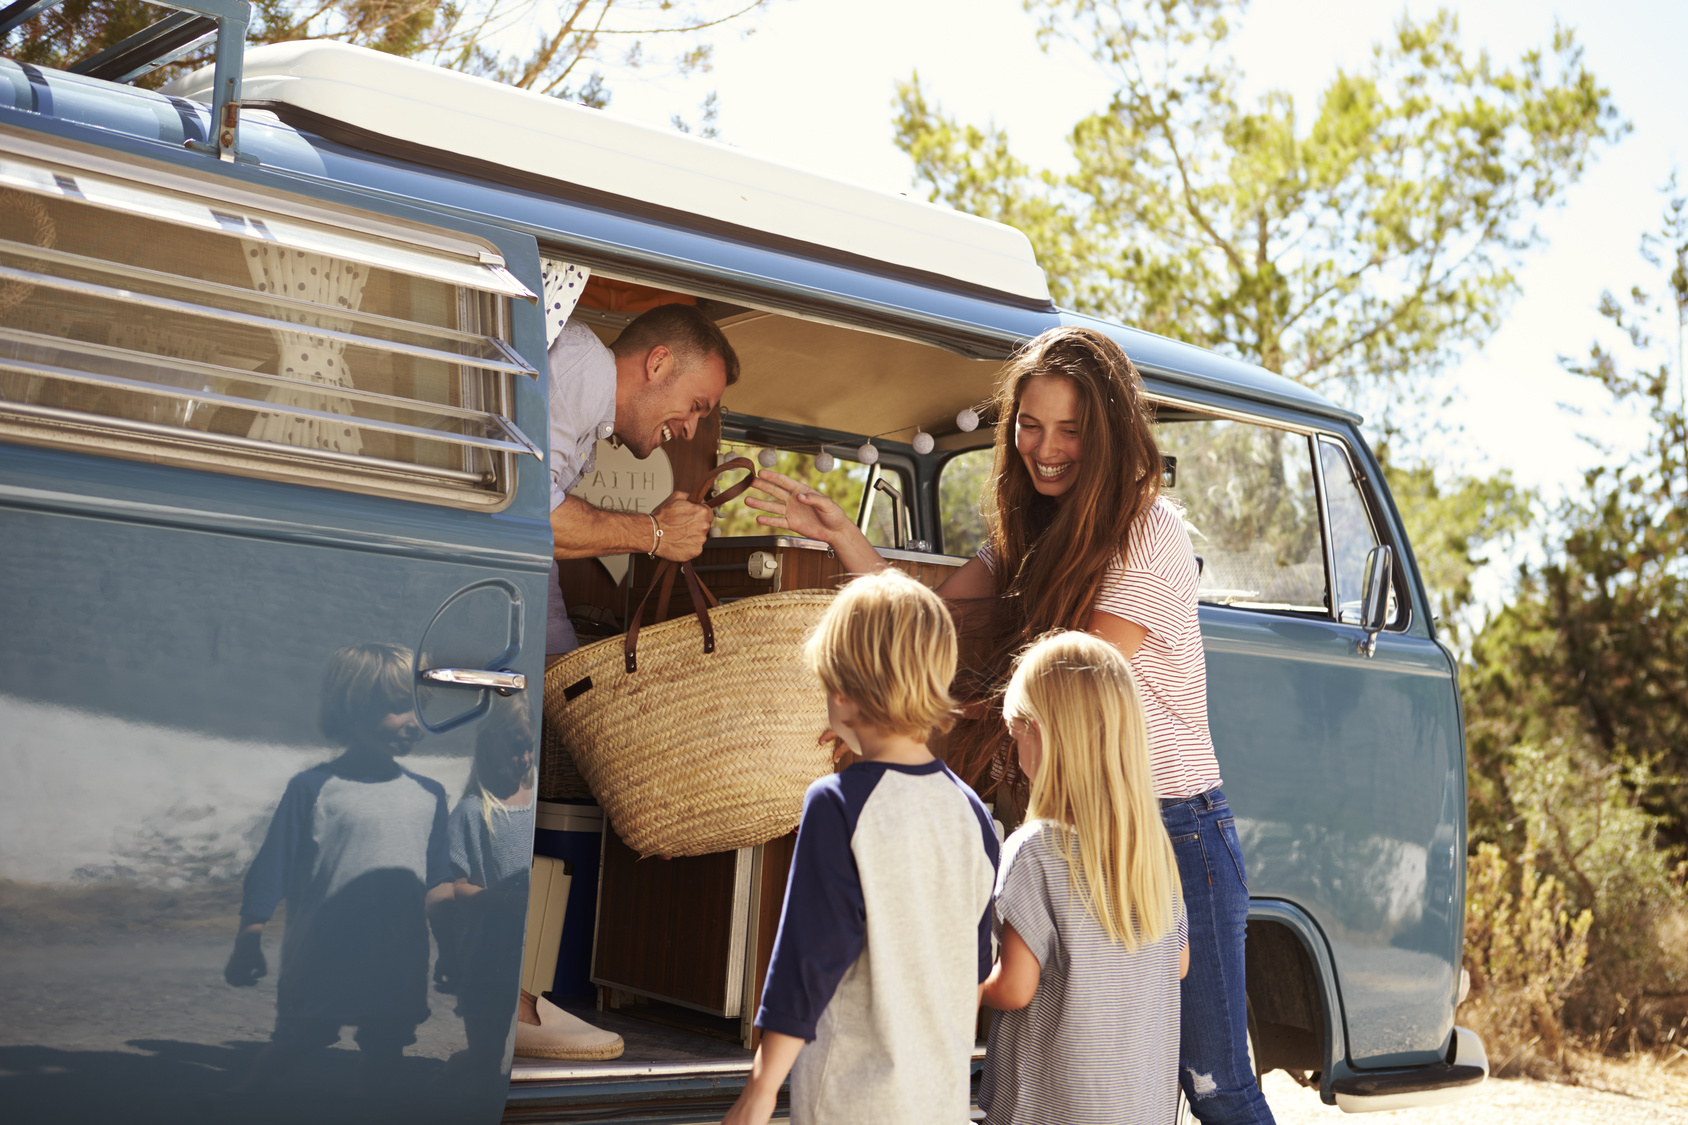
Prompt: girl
<box><xmin>978</xmin><ymin>631</ymin><xmax>1186</xmax><ymax>1125</ymax></box>
<box><xmin>438</xmin><ymin>695</ymin><xmax>540</xmax><ymax>1073</ymax></box>
<box><xmin>438</xmin><ymin>696</ymin><xmax>623</xmax><ymax>1069</ymax></box>
<box><xmin>748</xmin><ymin>326</ymin><xmax>1272</xmax><ymax>1123</ymax></box>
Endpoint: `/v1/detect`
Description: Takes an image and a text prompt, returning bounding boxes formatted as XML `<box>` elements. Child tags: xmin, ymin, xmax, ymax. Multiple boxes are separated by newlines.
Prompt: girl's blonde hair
<box><xmin>463</xmin><ymin>695</ymin><xmax>536</xmax><ymax>833</ymax></box>
<box><xmin>1004</xmin><ymin>631</ymin><xmax>1180</xmax><ymax>949</ymax></box>
<box><xmin>805</xmin><ymin>569</ymin><xmax>958</xmax><ymax>740</ymax></box>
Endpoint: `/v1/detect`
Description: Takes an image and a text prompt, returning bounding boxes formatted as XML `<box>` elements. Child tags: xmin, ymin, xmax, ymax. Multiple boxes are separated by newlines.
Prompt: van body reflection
<box><xmin>432</xmin><ymin>695</ymin><xmax>534</xmax><ymax>1078</ymax></box>
<box><xmin>227</xmin><ymin>643</ymin><xmax>451</xmax><ymax>1096</ymax></box>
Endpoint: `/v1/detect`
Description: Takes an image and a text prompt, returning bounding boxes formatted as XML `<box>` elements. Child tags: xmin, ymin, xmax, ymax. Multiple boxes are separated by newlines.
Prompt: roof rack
<box><xmin>0</xmin><ymin>0</ymin><xmax>249</xmax><ymax>159</ymax></box>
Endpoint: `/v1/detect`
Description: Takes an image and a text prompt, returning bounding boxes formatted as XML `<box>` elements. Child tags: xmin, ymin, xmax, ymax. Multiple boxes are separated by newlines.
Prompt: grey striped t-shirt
<box><xmin>979</xmin><ymin>821</ymin><xmax>1186</xmax><ymax>1125</ymax></box>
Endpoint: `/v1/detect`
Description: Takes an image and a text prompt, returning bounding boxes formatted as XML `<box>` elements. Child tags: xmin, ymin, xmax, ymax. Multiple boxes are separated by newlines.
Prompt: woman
<box><xmin>747</xmin><ymin>326</ymin><xmax>1273</xmax><ymax>1124</ymax></box>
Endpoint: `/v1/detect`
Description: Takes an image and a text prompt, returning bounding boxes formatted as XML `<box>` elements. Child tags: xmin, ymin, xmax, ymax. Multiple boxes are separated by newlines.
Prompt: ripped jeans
<box><xmin>1161</xmin><ymin>788</ymin><xmax>1276</xmax><ymax>1125</ymax></box>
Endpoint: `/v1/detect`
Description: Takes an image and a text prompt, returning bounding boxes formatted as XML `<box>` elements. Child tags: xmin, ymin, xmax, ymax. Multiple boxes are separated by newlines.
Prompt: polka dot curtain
<box><xmin>243</xmin><ymin>243</ymin><xmax>369</xmax><ymax>455</ymax></box>
<box><xmin>540</xmin><ymin>258</ymin><xmax>590</xmax><ymax>347</ymax></box>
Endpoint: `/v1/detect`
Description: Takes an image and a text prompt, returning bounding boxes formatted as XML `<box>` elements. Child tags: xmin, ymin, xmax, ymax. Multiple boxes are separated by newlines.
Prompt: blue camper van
<box><xmin>0</xmin><ymin>6</ymin><xmax>1486</xmax><ymax>1122</ymax></box>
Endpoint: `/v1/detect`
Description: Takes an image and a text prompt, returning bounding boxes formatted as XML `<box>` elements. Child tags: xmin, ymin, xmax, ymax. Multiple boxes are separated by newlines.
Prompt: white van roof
<box><xmin>166</xmin><ymin>40</ymin><xmax>1051</xmax><ymax>306</ymax></box>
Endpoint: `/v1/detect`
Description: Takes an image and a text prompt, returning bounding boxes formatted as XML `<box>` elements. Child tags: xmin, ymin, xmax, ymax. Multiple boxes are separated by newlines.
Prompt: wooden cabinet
<box><xmin>591</xmin><ymin>832</ymin><xmax>754</xmax><ymax>1018</ymax></box>
<box><xmin>591</xmin><ymin>830</ymin><xmax>797</xmax><ymax>1045</ymax></box>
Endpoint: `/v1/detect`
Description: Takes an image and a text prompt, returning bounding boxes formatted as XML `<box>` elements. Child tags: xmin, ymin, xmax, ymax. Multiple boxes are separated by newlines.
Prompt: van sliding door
<box><xmin>0</xmin><ymin>150</ymin><xmax>550</xmax><ymax>1125</ymax></box>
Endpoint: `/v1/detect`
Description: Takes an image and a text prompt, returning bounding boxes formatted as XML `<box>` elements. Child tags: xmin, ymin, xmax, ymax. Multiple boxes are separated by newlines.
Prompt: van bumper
<box><xmin>1330</xmin><ymin>1026</ymin><xmax>1487</xmax><ymax>1113</ymax></box>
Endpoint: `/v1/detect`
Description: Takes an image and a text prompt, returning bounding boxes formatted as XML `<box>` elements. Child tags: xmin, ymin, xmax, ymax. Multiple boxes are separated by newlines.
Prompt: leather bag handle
<box><xmin>623</xmin><ymin>457</ymin><xmax>757</xmax><ymax>673</ymax></box>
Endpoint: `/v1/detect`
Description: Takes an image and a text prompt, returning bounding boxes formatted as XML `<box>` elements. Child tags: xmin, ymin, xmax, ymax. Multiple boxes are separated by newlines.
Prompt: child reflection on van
<box><xmin>433</xmin><ymin>695</ymin><xmax>536</xmax><ymax>1077</ymax></box>
<box><xmin>224</xmin><ymin>642</ymin><xmax>451</xmax><ymax>1093</ymax></box>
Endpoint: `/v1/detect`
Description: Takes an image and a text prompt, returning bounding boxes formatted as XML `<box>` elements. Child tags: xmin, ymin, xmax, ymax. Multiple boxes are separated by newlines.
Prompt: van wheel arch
<box><xmin>1245</xmin><ymin>917</ymin><xmax>1330</xmax><ymax>1080</ymax></box>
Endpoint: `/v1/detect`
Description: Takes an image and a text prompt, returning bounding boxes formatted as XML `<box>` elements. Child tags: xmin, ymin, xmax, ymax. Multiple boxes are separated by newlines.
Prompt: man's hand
<box><xmin>553</xmin><ymin>493</ymin><xmax>710</xmax><ymax>561</ymax></box>
<box><xmin>652</xmin><ymin>491</ymin><xmax>713</xmax><ymax>561</ymax></box>
<box><xmin>225</xmin><ymin>926</ymin><xmax>267</xmax><ymax>987</ymax></box>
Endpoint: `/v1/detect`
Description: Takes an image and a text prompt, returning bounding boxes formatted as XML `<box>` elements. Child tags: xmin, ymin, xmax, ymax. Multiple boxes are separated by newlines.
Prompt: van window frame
<box><xmin>932</xmin><ymin>391</ymin><xmax>1417</xmax><ymax>631</ymax></box>
<box><xmin>1311</xmin><ymin>433</ymin><xmax>1412</xmax><ymax>633</ymax></box>
<box><xmin>0</xmin><ymin>144</ymin><xmax>544</xmax><ymax>511</ymax></box>
<box><xmin>930</xmin><ymin>444</ymin><xmax>989</xmax><ymax>559</ymax></box>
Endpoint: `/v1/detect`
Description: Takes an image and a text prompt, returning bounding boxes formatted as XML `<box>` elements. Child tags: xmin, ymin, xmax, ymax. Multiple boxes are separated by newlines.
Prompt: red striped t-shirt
<box><xmin>977</xmin><ymin>497</ymin><xmax>1222</xmax><ymax>799</ymax></box>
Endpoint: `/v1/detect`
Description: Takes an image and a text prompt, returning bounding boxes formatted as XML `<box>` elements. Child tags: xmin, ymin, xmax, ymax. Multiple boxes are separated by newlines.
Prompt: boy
<box><xmin>723</xmin><ymin>570</ymin><xmax>1000</xmax><ymax>1125</ymax></box>
<box><xmin>225</xmin><ymin>642</ymin><xmax>451</xmax><ymax>1091</ymax></box>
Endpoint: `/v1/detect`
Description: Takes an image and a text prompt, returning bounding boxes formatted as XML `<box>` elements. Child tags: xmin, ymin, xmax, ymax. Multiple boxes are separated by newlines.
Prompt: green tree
<box><xmin>1466</xmin><ymin>177</ymin><xmax>1688</xmax><ymax>853</ymax></box>
<box><xmin>4</xmin><ymin>0</ymin><xmax>768</xmax><ymax>109</ymax></box>
<box><xmin>1453</xmin><ymin>175</ymin><xmax>1688</xmax><ymax>1047</ymax></box>
<box><xmin>893</xmin><ymin>0</ymin><xmax>1614</xmax><ymax>642</ymax></box>
<box><xmin>895</xmin><ymin>0</ymin><xmax>1622</xmax><ymax>403</ymax></box>
<box><xmin>1376</xmin><ymin>446</ymin><xmax>1534</xmax><ymax>643</ymax></box>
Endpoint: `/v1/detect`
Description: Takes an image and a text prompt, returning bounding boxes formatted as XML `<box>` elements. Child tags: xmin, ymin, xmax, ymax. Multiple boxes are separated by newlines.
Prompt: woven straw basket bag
<box><xmin>543</xmin><ymin>459</ymin><xmax>835</xmax><ymax>858</ymax></box>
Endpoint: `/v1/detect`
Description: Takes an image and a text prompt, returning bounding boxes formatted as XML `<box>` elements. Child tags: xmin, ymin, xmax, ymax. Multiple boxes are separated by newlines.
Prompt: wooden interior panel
<box><xmin>593</xmin><ymin>830</ymin><xmax>740</xmax><ymax>1013</ymax></box>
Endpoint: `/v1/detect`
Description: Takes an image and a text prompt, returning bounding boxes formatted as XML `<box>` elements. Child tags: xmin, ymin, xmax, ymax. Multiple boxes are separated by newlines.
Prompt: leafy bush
<box><xmin>1508</xmin><ymin>742</ymin><xmax>1688</xmax><ymax>1049</ymax></box>
<box><xmin>1465</xmin><ymin>737</ymin><xmax>1688</xmax><ymax>1064</ymax></box>
<box><xmin>1463</xmin><ymin>839</ymin><xmax>1592</xmax><ymax>1074</ymax></box>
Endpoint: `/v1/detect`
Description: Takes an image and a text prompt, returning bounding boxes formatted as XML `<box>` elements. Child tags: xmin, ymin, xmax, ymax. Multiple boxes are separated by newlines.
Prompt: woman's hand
<box><xmin>744</xmin><ymin>470</ymin><xmax>854</xmax><ymax>542</ymax></box>
<box><xmin>745</xmin><ymin>470</ymin><xmax>888</xmax><ymax>574</ymax></box>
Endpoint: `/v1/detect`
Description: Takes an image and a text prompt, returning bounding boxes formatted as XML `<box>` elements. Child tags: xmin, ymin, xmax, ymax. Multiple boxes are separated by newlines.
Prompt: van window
<box><xmin>939</xmin><ymin>447</ymin><xmax>993</xmax><ymax>558</ymax></box>
<box><xmin>0</xmin><ymin>154</ymin><xmax>538</xmax><ymax>505</ymax></box>
<box><xmin>713</xmin><ymin>445</ymin><xmax>908</xmax><ymax>549</ymax></box>
<box><xmin>1157</xmin><ymin>416</ymin><xmax>1326</xmax><ymax>614</ymax></box>
<box><xmin>1317</xmin><ymin>437</ymin><xmax>1397</xmax><ymax>625</ymax></box>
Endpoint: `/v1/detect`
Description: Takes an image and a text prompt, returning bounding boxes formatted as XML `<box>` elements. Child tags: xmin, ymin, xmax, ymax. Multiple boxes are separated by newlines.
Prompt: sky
<box><xmin>589</xmin><ymin>0</ymin><xmax>1686</xmax><ymax>512</ymax></box>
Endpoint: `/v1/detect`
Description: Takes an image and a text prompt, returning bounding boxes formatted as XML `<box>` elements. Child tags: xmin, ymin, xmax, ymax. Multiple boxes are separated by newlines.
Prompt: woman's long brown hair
<box><xmin>938</xmin><ymin>327</ymin><xmax>1161</xmax><ymax>798</ymax></box>
<box><xmin>986</xmin><ymin>327</ymin><xmax>1162</xmax><ymax>645</ymax></box>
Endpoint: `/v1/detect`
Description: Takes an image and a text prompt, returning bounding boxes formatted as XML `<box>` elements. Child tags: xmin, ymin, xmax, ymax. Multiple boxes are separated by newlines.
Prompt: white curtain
<box><xmin>540</xmin><ymin>258</ymin><xmax>590</xmax><ymax>348</ymax></box>
<box><xmin>244</xmin><ymin>244</ymin><xmax>369</xmax><ymax>454</ymax></box>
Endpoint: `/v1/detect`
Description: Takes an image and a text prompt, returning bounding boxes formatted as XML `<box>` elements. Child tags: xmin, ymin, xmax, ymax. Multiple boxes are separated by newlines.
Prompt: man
<box><xmin>547</xmin><ymin>303</ymin><xmax>740</xmax><ymax>655</ymax></box>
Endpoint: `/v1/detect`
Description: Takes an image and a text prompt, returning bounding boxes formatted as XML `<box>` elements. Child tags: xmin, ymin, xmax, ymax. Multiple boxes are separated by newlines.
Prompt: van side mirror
<box><xmin>1358</xmin><ymin>544</ymin><xmax>1393</xmax><ymax>657</ymax></box>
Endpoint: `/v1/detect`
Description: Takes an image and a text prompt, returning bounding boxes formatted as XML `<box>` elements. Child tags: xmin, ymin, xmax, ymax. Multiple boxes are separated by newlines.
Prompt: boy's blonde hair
<box><xmin>804</xmin><ymin>569</ymin><xmax>958</xmax><ymax>740</ymax></box>
<box><xmin>320</xmin><ymin>642</ymin><xmax>414</xmax><ymax>745</ymax></box>
<box><xmin>1004</xmin><ymin>631</ymin><xmax>1180</xmax><ymax>949</ymax></box>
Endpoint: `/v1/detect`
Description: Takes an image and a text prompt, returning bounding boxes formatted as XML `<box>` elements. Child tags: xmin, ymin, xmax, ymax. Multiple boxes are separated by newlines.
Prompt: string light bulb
<box><xmin>912</xmin><ymin>430</ymin><xmax>935</xmax><ymax>455</ymax></box>
<box><xmin>956</xmin><ymin>408</ymin><xmax>980</xmax><ymax>432</ymax></box>
<box><xmin>757</xmin><ymin>447</ymin><xmax>779</xmax><ymax>468</ymax></box>
<box><xmin>814</xmin><ymin>451</ymin><xmax>836</xmax><ymax>473</ymax></box>
<box><xmin>857</xmin><ymin>442</ymin><xmax>879</xmax><ymax>466</ymax></box>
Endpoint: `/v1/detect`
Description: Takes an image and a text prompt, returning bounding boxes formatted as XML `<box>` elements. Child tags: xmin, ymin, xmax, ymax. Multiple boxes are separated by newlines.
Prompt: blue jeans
<box><xmin>1161</xmin><ymin>788</ymin><xmax>1276</xmax><ymax>1125</ymax></box>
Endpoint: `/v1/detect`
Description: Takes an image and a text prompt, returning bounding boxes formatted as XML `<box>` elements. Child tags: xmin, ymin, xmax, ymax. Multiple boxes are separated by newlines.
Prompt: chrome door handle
<box><xmin>421</xmin><ymin>668</ymin><xmax>526</xmax><ymax>695</ymax></box>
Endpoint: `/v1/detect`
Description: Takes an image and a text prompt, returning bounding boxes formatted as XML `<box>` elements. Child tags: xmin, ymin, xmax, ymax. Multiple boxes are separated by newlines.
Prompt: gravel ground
<box><xmin>1259</xmin><ymin>1069</ymin><xmax>1688</xmax><ymax>1124</ymax></box>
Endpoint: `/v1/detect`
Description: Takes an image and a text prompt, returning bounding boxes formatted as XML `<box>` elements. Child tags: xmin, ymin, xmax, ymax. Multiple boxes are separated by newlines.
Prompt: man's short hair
<box><xmin>610</xmin><ymin>303</ymin><xmax>740</xmax><ymax>386</ymax></box>
<box><xmin>805</xmin><ymin>569</ymin><xmax>958</xmax><ymax>740</ymax></box>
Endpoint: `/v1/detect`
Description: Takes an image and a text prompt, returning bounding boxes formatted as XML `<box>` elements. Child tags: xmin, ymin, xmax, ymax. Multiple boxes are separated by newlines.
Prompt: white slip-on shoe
<box><xmin>514</xmin><ymin>992</ymin><xmax>625</xmax><ymax>1061</ymax></box>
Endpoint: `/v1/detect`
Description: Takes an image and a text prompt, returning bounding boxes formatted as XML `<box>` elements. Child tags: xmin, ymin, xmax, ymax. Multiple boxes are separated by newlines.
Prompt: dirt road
<box><xmin>1260</xmin><ymin>1069</ymin><xmax>1688</xmax><ymax>1123</ymax></box>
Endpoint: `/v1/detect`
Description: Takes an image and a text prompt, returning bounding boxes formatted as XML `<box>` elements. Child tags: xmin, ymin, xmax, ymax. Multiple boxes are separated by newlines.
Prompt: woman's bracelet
<box><xmin>648</xmin><ymin>513</ymin><xmax>663</xmax><ymax>558</ymax></box>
